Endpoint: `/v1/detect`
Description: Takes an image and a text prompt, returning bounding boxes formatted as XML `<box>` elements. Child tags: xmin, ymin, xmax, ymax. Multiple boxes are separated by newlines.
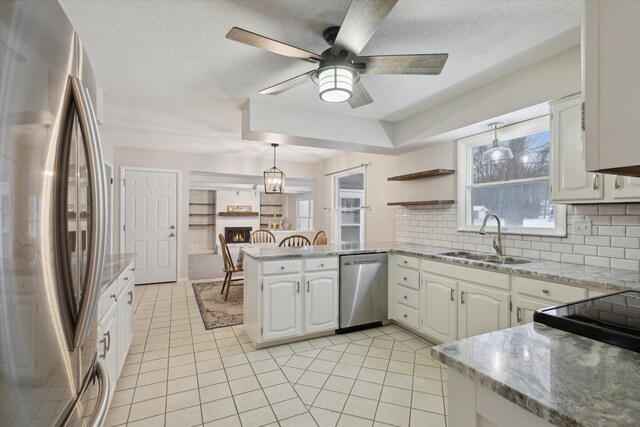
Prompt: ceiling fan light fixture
<box><xmin>482</xmin><ymin>122</ymin><xmax>513</xmax><ymax>164</ymax></box>
<box><xmin>317</xmin><ymin>66</ymin><xmax>354</xmax><ymax>103</ymax></box>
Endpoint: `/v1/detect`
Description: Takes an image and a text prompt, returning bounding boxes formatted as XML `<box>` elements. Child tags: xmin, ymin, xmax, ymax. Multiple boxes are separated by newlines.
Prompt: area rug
<box><xmin>192</xmin><ymin>280</ymin><xmax>243</xmax><ymax>329</ymax></box>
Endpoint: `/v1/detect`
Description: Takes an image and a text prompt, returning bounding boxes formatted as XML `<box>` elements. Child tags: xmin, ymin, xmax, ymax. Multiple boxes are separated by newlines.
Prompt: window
<box><xmin>296</xmin><ymin>198</ymin><xmax>313</xmax><ymax>231</ymax></box>
<box><xmin>333</xmin><ymin>169</ymin><xmax>365</xmax><ymax>244</ymax></box>
<box><xmin>457</xmin><ymin>116</ymin><xmax>566</xmax><ymax>236</ymax></box>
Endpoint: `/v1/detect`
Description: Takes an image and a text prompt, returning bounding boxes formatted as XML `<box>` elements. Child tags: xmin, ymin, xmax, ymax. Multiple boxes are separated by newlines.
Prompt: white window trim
<box><xmin>296</xmin><ymin>198</ymin><xmax>313</xmax><ymax>231</ymax></box>
<box><xmin>456</xmin><ymin>116</ymin><xmax>567</xmax><ymax>237</ymax></box>
<box><xmin>331</xmin><ymin>167</ymin><xmax>366</xmax><ymax>245</ymax></box>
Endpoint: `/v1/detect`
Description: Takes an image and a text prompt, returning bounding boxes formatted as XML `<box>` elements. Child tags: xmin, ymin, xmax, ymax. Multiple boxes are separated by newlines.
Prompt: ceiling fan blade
<box><xmin>354</xmin><ymin>54</ymin><xmax>449</xmax><ymax>75</ymax></box>
<box><xmin>348</xmin><ymin>81</ymin><xmax>373</xmax><ymax>109</ymax></box>
<box><xmin>259</xmin><ymin>71</ymin><xmax>314</xmax><ymax>95</ymax></box>
<box><xmin>332</xmin><ymin>0</ymin><xmax>399</xmax><ymax>55</ymax></box>
<box><xmin>226</xmin><ymin>27</ymin><xmax>323</xmax><ymax>63</ymax></box>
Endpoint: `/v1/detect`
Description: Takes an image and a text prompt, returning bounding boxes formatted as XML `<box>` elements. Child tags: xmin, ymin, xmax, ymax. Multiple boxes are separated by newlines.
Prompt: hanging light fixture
<box><xmin>312</xmin><ymin>60</ymin><xmax>358</xmax><ymax>104</ymax></box>
<box><xmin>482</xmin><ymin>122</ymin><xmax>513</xmax><ymax>164</ymax></box>
<box><xmin>264</xmin><ymin>143</ymin><xmax>285</xmax><ymax>194</ymax></box>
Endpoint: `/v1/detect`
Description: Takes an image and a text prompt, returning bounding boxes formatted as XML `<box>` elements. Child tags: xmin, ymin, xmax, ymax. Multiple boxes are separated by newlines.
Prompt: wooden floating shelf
<box><xmin>387</xmin><ymin>169</ymin><xmax>454</xmax><ymax>181</ymax></box>
<box><xmin>218</xmin><ymin>212</ymin><xmax>259</xmax><ymax>217</ymax></box>
<box><xmin>260</xmin><ymin>204</ymin><xmax>282</xmax><ymax>207</ymax></box>
<box><xmin>189</xmin><ymin>202</ymin><xmax>216</xmax><ymax>205</ymax></box>
<box><xmin>189</xmin><ymin>223</ymin><xmax>215</xmax><ymax>227</ymax></box>
<box><xmin>387</xmin><ymin>200</ymin><xmax>455</xmax><ymax>207</ymax></box>
<box><xmin>189</xmin><ymin>213</ymin><xmax>215</xmax><ymax>216</ymax></box>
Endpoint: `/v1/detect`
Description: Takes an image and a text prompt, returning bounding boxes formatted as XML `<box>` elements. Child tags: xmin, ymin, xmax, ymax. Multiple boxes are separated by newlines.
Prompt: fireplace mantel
<box><xmin>218</xmin><ymin>212</ymin><xmax>259</xmax><ymax>217</ymax></box>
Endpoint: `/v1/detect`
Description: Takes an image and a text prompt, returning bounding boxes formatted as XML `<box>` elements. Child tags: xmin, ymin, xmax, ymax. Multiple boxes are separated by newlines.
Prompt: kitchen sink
<box><xmin>438</xmin><ymin>251</ymin><xmax>531</xmax><ymax>265</ymax></box>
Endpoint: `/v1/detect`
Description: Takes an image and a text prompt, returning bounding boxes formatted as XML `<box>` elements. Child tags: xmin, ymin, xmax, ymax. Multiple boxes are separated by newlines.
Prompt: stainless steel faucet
<box><xmin>478</xmin><ymin>213</ymin><xmax>504</xmax><ymax>256</ymax></box>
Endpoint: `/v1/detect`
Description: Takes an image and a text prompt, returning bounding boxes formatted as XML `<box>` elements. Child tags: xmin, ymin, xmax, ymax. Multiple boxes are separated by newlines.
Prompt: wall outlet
<box><xmin>573</xmin><ymin>219</ymin><xmax>592</xmax><ymax>235</ymax></box>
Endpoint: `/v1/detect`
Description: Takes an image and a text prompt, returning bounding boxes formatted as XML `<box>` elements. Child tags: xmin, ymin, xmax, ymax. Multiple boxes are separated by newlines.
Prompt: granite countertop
<box><xmin>242</xmin><ymin>242</ymin><xmax>640</xmax><ymax>292</ymax></box>
<box><xmin>101</xmin><ymin>253</ymin><xmax>136</xmax><ymax>290</ymax></box>
<box><xmin>431</xmin><ymin>323</ymin><xmax>640</xmax><ymax>427</ymax></box>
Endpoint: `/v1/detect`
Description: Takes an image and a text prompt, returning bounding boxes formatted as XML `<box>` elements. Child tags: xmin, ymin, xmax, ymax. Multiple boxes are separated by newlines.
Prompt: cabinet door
<box><xmin>116</xmin><ymin>289</ymin><xmax>128</xmax><ymax>376</ymax></box>
<box><xmin>421</xmin><ymin>273</ymin><xmax>457</xmax><ymax>342</ymax></box>
<box><xmin>612</xmin><ymin>175</ymin><xmax>640</xmax><ymax>199</ymax></box>
<box><xmin>98</xmin><ymin>304</ymin><xmax>118</xmax><ymax>400</ymax></box>
<box><xmin>304</xmin><ymin>271</ymin><xmax>338</xmax><ymax>334</ymax></box>
<box><xmin>513</xmin><ymin>295</ymin><xmax>556</xmax><ymax>325</ymax></box>
<box><xmin>125</xmin><ymin>278</ymin><xmax>135</xmax><ymax>349</ymax></box>
<box><xmin>458</xmin><ymin>282</ymin><xmax>510</xmax><ymax>339</ymax></box>
<box><xmin>262</xmin><ymin>274</ymin><xmax>302</xmax><ymax>341</ymax></box>
<box><xmin>550</xmin><ymin>95</ymin><xmax>603</xmax><ymax>202</ymax></box>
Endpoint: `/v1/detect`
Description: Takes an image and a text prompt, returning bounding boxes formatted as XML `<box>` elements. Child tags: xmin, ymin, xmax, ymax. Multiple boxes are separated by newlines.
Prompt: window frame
<box><xmin>331</xmin><ymin>167</ymin><xmax>366</xmax><ymax>245</ymax></box>
<box><xmin>456</xmin><ymin>115</ymin><xmax>566</xmax><ymax>237</ymax></box>
<box><xmin>296</xmin><ymin>198</ymin><xmax>313</xmax><ymax>231</ymax></box>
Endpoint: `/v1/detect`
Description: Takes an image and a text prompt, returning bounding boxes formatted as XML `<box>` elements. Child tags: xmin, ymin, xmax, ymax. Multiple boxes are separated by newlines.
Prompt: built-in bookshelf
<box><xmin>260</xmin><ymin>193</ymin><xmax>287</xmax><ymax>230</ymax></box>
<box><xmin>188</xmin><ymin>189</ymin><xmax>216</xmax><ymax>254</ymax></box>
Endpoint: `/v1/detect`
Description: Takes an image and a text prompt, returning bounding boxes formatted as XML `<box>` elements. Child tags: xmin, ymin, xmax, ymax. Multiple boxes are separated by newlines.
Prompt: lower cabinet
<box><xmin>513</xmin><ymin>295</ymin><xmax>550</xmax><ymax>325</ymax></box>
<box><xmin>262</xmin><ymin>274</ymin><xmax>302</xmax><ymax>341</ymax></box>
<box><xmin>421</xmin><ymin>273</ymin><xmax>457</xmax><ymax>342</ymax></box>
<box><xmin>98</xmin><ymin>303</ymin><xmax>118</xmax><ymax>399</ymax></box>
<box><xmin>457</xmin><ymin>281</ymin><xmax>510</xmax><ymax>339</ymax></box>
<box><xmin>257</xmin><ymin>258</ymin><xmax>339</xmax><ymax>344</ymax></box>
<box><xmin>304</xmin><ymin>271</ymin><xmax>339</xmax><ymax>334</ymax></box>
<box><xmin>116</xmin><ymin>278</ymin><xmax>135</xmax><ymax>373</ymax></box>
<box><xmin>512</xmin><ymin>276</ymin><xmax>587</xmax><ymax>326</ymax></box>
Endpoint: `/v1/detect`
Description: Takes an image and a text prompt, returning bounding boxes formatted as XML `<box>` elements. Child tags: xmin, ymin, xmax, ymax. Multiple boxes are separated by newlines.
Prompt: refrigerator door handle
<box><xmin>70</xmin><ymin>76</ymin><xmax>107</xmax><ymax>349</ymax></box>
<box><xmin>87</xmin><ymin>361</ymin><xmax>110</xmax><ymax>427</ymax></box>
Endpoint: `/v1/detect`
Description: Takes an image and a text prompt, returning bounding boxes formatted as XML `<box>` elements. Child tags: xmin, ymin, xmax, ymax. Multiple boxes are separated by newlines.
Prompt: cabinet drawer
<box><xmin>305</xmin><ymin>257</ymin><xmax>338</xmax><ymax>272</ymax></box>
<box><xmin>99</xmin><ymin>280</ymin><xmax>118</xmax><ymax>320</ymax></box>
<box><xmin>397</xmin><ymin>255</ymin><xmax>419</xmax><ymax>270</ymax></box>
<box><xmin>118</xmin><ymin>271</ymin><xmax>134</xmax><ymax>294</ymax></box>
<box><xmin>397</xmin><ymin>267</ymin><xmax>420</xmax><ymax>290</ymax></box>
<box><xmin>516</xmin><ymin>277</ymin><xmax>587</xmax><ymax>303</ymax></box>
<box><xmin>263</xmin><ymin>259</ymin><xmax>302</xmax><ymax>275</ymax></box>
<box><xmin>395</xmin><ymin>284</ymin><xmax>420</xmax><ymax>310</ymax></box>
<box><xmin>394</xmin><ymin>302</ymin><xmax>420</xmax><ymax>329</ymax></box>
<box><xmin>422</xmin><ymin>260</ymin><xmax>510</xmax><ymax>291</ymax></box>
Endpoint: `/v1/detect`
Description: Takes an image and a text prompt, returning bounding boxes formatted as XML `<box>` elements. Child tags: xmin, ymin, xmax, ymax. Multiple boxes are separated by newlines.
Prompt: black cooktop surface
<box><xmin>533</xmin><ymin>290</ymin><xmax>640</xmax><ymax>352</ymax></box>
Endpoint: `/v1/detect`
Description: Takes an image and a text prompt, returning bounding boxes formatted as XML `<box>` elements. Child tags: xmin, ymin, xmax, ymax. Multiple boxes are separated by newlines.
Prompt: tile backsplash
<box><xmin>395</xmin><ymin>203</ymin><xmax>640</xmax><ymax>271</ymax></box>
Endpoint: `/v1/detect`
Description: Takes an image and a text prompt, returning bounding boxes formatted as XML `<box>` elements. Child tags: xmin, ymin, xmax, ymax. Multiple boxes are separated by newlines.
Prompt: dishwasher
<box><xmin>339</xmin><ymin>252</ymin><xmax>388</xmax><ymax>332</ymax></box>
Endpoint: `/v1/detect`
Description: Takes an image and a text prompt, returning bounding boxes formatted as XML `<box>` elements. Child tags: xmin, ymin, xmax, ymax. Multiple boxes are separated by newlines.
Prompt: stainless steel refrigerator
<box><xmin>1</xmin><ymin>1</ymin><xmax>110</xmax><ymax>426</ymax></box>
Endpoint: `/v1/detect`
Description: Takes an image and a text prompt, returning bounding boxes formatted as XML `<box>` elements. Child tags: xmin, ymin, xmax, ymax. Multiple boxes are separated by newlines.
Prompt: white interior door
<box><xmin>125</xmin><ymin>170</ymin><xmax>177</xmax><ymax>284</ymax></box>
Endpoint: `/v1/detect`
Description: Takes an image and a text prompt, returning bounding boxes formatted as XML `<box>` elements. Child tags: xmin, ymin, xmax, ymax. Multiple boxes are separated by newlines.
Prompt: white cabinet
<box><xmin>98</xmin><ymin>303</ymin><xmax>118</xmax><ymax>401</ymax></box>
<box><xmin>550</xmin><ymin>94</ymin><xmax>603</xmax><ymax>202</ymax></box>
<box><xmin>612</xmin><ymin>175</ymin><xmax>640</xmax><ymax>200</ymax></box>
<box><xmin>513</xmin><ymin>295</ymin><xmax>549</xmax><ymax>325</ymax></box>
<box><xmin>389</xmin><ymin>254</ymin><xmax>421</xmax><ymax>329</ymax></box>
<box><xmin>421</xmin><ymin>273</ymin><xmax>457</xmax><ymax>342</ymax></box>
<box><xmin>262</xmin><ymin>274</ymin><xmax>302</xmax><ymax>341</ymax></box>
<box><xmin>244</xmin><ymin>256</ymin><xmax>339</xmax><ymax>346</ymax></box>
<box><xmin>116</xmin><ymin>277</ymin><xmax>134</xmax><ymax>375</ymax></box>
<box><xmin>512</xmin><ymin>276</ymin><xmax>587</xmax><ymax>325</ymax></box>
<box><xmin>304</xmin><ymin>271</ymin><xmax>339</xmax><ymax>334</ymax></box>
<box><xmin>583</xmin><ymin>0</ymin><xmax>640</xmax><ymax>177</ymax></box>
<box><xmin>457</xmin><ymin>281</ymin><xmax>510</xmax><ymax>339</ymax></box>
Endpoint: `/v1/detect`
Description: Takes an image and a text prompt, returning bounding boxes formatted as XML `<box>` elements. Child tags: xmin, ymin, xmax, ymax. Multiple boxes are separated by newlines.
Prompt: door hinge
<box><xmin>260</xmin><ymin>327</ymin><xmax>263</xmax><ymax>335</ymax></box>
<box><xmin>110</xmin><ymin>177</ymin><xmax>114</xmax><ymax>184</ymax></box>
<box><xmin>509</xmin><ymin>300</ymin><xmax>513</xmax><ymax>312</ymax></box>
<box><xmin>581</xmin><ymin>102</ymin><xmax>585</xmax><ymax>131</ymax></box>
<box><xmin>261</xmin><ymin>282</ymin><xmax>263</xmax><ymax>291</ymax></box>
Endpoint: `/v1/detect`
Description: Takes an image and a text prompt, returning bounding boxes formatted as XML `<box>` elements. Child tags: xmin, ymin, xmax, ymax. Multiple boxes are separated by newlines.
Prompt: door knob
<box><xmin>170</xmin><ymin>232</ymin><xmax>176</xmax><ymax>237</ymax></box>
<box><xmin>170</xmin><ymin>225</ymin><xmax>175</xmax><ymax>229</ymax></box>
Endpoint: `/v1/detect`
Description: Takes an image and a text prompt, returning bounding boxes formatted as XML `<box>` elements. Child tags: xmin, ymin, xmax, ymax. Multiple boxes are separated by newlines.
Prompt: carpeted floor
<box><xmin>192</xmin><ymin>280</ymin><xmax>243</xmax><ymax>329</ymax></box>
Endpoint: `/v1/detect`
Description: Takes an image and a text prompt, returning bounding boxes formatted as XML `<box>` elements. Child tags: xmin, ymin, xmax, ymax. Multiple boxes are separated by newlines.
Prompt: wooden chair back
<box><xmin>312</xmin><ymin>231</ymin><xmax>328</xmax><ymax>245</ymax></box>
<box><xmin>251</xmin><ymin>229</ymin><xmax>276</xmax><ymax>244</ymax></box>
<box><xmin>218</xmin><ymin>233</ymin><xmax>236</xmax><ymax>272</ymax></box>
<box><xmin>279</xmin><ymin>235</ymin><xmax>311</xmax><ymax>247</ymax></box>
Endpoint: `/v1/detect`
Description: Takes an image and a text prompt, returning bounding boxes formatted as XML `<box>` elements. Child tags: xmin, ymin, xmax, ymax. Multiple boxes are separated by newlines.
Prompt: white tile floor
<box><xmin>105</xmin><ymin>282</ymin><xmax>449</xmax><ymax>427</ymax></box>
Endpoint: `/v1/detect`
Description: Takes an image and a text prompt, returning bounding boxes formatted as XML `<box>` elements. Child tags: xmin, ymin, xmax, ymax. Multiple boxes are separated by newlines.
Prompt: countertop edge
<box><xmin>101</xmin><ymin>253</ymin><xmax>136</xmax><ymax>291</ymax></box>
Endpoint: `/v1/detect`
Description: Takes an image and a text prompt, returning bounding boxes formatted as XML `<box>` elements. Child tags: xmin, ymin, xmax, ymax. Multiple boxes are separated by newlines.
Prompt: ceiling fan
<box><xmin>226</xmin><ymin>0</ymin><xmax>448</xmax><ymax>108</ymax></box>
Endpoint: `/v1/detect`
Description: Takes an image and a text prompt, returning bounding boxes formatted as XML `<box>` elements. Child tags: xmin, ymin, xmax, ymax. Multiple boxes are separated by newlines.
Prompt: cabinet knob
<box><xmin>542</xmin><ymin>289</ymin><xmax>550</xmax><ymax>295</ymax></box>
<box><xmin>403</xmin><ymin>314</ymin><xmax>408</xmax><ymax>318</ymax></box>
<box><xmin>403</xmin><ymin>277</ymin><xmax>407</xmax><ymax>281</ymax></box>
<box><xmin>320</xmin><ymin>263</ymin><xmax>324</xmax><ymax>267</ymax></box>
<box><xmin>124</xmin><ymin>276</ymin><xmax>129</xmax><ymax>281</ymax></box>
<box><xmin>110</xmin><ymin>293</ymin><xmax>117</xmax><ymax>301</ymax></box>
<box><xmin>280</xmin><ymin>266</ymin><xmax>285</xmax><ymax>270</ymax></box>
<box><xmin>403</xmin><ymin>295</ymin><xmax>408</xmax><ymax>300</ymax></box>
<box><xmin>403</xmin><ymin>260</ymin><xmax>408</xmax><ymax>264</ymax></box>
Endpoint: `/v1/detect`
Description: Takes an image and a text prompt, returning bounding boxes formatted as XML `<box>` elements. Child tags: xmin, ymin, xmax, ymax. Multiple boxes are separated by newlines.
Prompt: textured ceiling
<box><xmin>59</xmin><ymin>0</ymin><xmax>580</xmax><ymax>162</ymax></box>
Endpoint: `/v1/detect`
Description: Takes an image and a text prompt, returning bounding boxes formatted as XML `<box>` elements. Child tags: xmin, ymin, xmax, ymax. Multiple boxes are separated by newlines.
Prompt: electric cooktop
<box><xmin>533</xmin><ymin>290</ymin><xmax>640</xmax><ymax>352</ymax></box>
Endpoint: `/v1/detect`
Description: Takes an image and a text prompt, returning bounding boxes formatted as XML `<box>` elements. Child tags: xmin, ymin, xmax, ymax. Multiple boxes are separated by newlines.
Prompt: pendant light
<box><xmin>264</xmin><ymin>143</ymin><xmax>285</xmax><ymax>194</ymax></box>
<box><xmin>482</xmin><ymin>122</ymin><xmax>513</xmax><ymax>164</ymax></box>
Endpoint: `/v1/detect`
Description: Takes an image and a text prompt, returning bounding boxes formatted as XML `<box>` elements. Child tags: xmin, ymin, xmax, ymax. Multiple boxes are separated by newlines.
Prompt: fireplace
<box><xmin>225</xmin><ymin>227</ymin><xmax>252</xmax><ymax>244</ymax></box>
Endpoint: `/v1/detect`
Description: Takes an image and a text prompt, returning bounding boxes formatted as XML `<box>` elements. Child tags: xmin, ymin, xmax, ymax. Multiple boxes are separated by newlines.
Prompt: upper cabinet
<box><xmin>550</xmin><ymin>94</ymin><xmax>640</xmax><ymax>204</ymax></box>
<box><xmin>550</xmin><ymin>94</ymin><xmax>603</xmax><ymax>202</ymax></box>
<box><xmin>582</xmin><ymin>0</ymin><xmax>640</xmax><ymax>177</ymax></box>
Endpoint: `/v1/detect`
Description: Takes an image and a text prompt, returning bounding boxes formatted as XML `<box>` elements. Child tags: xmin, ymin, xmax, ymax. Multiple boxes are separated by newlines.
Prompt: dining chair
<box><xmin>312</xmin><ymin>230</ymin><xmax>328</xmax><ymax>245</ymax></box>
<box><xmin>279</xmin><ymin>235</ymin><xmax>311</xmax><ymax>247</ymax></box>
<box><xmin>250</xmin><ymin>229</ymin><xmax>276</xmax><ymax>244</ymax></box>
<box><xmin>218</xmin><ymin>234</ymin><xmax>243</xmax><ymax>301</ymax></box>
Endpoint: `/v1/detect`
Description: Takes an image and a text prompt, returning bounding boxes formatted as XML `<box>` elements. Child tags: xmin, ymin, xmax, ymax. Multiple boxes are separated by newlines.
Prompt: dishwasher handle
<box><xmin>352</xmin><ymin>259</ymin><xmax>381</xmax><ymax>265</ymax></box>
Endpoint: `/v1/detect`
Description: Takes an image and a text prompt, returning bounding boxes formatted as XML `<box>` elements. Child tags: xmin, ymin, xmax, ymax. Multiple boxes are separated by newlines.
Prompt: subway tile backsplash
<box><xmin>395</xmin><ymin>203</ymin><xmax>640</xmax><ymax>271</ymax></box>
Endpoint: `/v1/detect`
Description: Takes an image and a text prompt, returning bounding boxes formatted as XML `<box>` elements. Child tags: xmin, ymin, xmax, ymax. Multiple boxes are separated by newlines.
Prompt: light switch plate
<box><xmin>573</xmin><ymin>219</ymin><xmax>592</xmax><ymax>235</ymax></box>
